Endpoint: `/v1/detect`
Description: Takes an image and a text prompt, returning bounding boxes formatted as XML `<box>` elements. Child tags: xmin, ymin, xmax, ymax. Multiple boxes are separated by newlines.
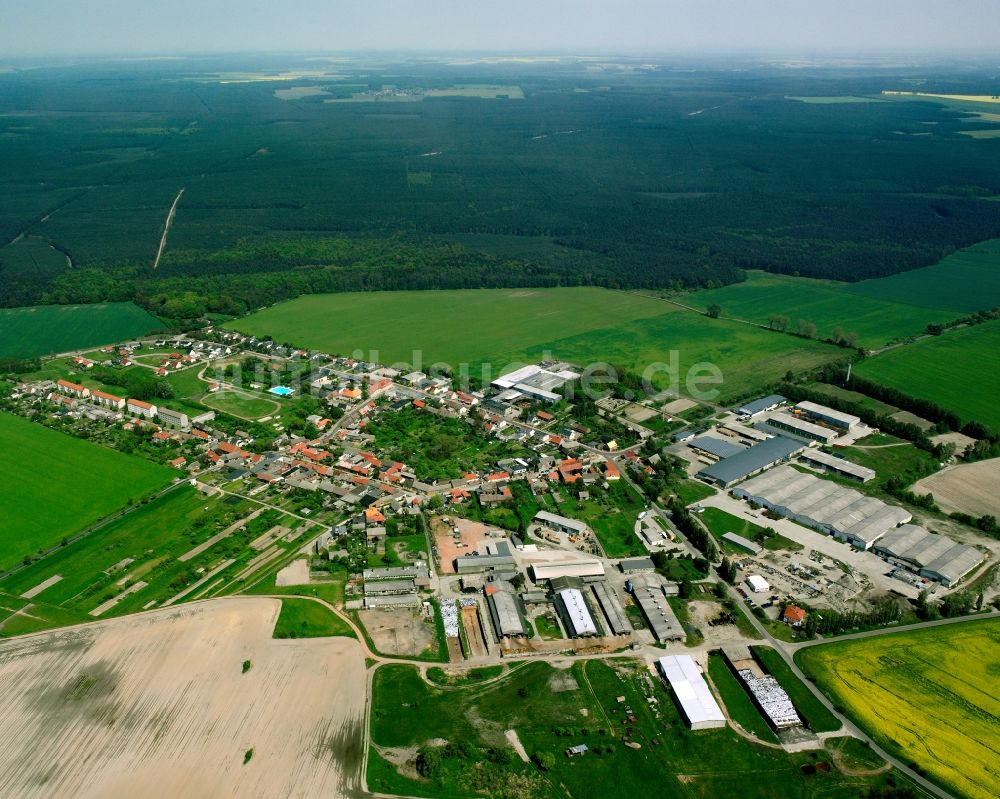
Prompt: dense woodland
<box><xmin>2</xmin><ymin>55</ymin><xmax>1000</xmax><ymax>314</ymax></box>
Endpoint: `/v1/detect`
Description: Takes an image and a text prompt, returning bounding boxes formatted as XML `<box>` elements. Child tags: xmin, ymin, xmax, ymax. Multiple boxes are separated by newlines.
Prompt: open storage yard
<box><xmin>797</xmin><ymin>617</ymin><xmax>1000</xmax><ymax>799</ymax></box>
<box><xmin>0</xmin><ymin>597</ymin><xmax>366</xmax><ymax>799</ymax></box>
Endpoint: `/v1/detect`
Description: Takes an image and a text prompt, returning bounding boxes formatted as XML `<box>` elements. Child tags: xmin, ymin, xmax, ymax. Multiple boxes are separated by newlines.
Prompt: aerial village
<box><xmin>5</xmin><ymin>327</ymin><xmax>994</xmax><ymax>741</ymax></box>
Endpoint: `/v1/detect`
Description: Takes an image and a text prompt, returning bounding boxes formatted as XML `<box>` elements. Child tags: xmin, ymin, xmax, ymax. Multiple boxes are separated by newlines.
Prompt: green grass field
<box><xmin>796</xmin><ymin>618</ymin><xmax>1000</xmax><ymax>799</ymax></box>
<box><xmin>368</xmin><ymin>659</ymin><xmax>904</xmax><ymax>799</ymax></box>
<box><xmin>0</xmin><ymin>302</ymin><xmax>164</xmax><ymax>359</ymax></box>
<box><xmin>199</xmin><ymin>389</ymin><xmax>279</xmax><ymax>420</ymax></box>
<box><xmin>699</xmin><ymin>508</ymin><xmax>802</xmax><ymax>552</ymax></box>
<box><xmin>854</xmin><ymin>321</ymin><xmax>1000</xmax><ymax>429</ymax></box>
<box><xmin>225</xmin><ymin>287</ymin><xmax>840</xmax><ymax>400</ymax></box>
<box><xmin>0</xmin><ymin>413</ymin><xmax>174</xmax><ymax>571</ymax></box>
<box><xmin>272</xmin><ymin>597</ymin><xmax>355</xmax><ymax>638</ymax></box>
<box><xmin>847</xmin><ymin>239</ymin><xmax>1000</xmax><ymax>313</ymax></box>
<box><xmin>684</xmin><ymin>271</ymin><xmax>955</xmax><ymax>347</ymax></box>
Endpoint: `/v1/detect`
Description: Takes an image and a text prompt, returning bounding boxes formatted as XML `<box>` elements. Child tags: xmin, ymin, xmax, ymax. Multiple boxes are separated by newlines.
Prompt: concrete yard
<box><xmin>0</xmin><ymin>598</ymin><xmax>366</xmax><ymax>799</ymax></box>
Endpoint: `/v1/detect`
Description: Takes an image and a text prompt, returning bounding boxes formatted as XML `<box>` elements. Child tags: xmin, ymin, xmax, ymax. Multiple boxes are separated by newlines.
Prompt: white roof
<box><xmin>492</xmin><ymin>365</ymin><xmax>543</xmax><ymax>389</ymax></box>
<box><xmin>747</xmin><ymin>575</ymin><xmax>770</xmax><ymax>592</ymax></box>
<box><xmin>557</xmin><ymin>588</ymin><xmax>598</xmax><ymax>636</ymax></box>
<box><xmin>658</xmin><ymin>655</ymin><xmax>725</xmax><ymax>726</ymax></box>
<box><xmin>796</xmin><ymin>401</ymin><xmax>861</xmax><ymax>427</ymax></box>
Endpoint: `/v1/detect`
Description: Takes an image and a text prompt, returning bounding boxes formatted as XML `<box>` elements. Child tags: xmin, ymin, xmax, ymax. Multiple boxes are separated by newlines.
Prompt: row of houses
<box><xmin>54</xmin><ymin>379</ymin><xmax>192</xmax><ymax>429</ymax></box>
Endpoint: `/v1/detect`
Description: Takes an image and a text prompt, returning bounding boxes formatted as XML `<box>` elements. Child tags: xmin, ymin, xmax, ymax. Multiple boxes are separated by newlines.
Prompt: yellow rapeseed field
<box><xmin>798</xmin><ymin>618</ymin><xmax>1000</xmax><ymax>799</ymax></box>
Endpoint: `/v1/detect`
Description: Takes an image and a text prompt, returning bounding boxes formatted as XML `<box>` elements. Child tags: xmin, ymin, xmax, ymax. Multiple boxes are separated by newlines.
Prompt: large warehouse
<box><xmin>555</xmin><ymin>587</ymin><xmax>600</xmax><ymax>637</ymax></box>
<box><xmin>697</xmin><ymin>435</ymin><xmax>804</xmax><ymax>488</ymax></box>
<box><xmin>759</xmin><ymin>412</ymin><xmax>839</xmax><ymax>445</ymax></box>
<box><xmin>485</xmin><ymin>586</ymin><xmax>528</xmax><ymax>638</ymax></box>
<box><xmin>529</xmin><ymin>560</ymin><xmax>606</xmax><ymax>581</ymax></box>
<box><xmin>799</xmin><ymin>448</ymin><xmax>875</xmax><ymax>483</ymax></box>
<box><xmin>733</xmin><ymin>465</ymin><xmax>911</xmax><ymax>549</ymax></box>
<box><xmin>873</xmin><ymin>524</ymin><xmax>984</xmax><ymax>587</ymax></box>
<box><xmin>657</xmin><ymin>655</ymin><xmax>726</xmax><ymax>730</ymax></box>
<box><xmin>795</xmin><ymin>400</ymin><xmax>861</xmax><ymax>431</ymax></box>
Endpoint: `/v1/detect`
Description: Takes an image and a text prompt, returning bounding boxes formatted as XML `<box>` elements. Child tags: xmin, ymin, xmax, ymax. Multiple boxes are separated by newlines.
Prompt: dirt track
<box><xmin>0</xmin><ymin>597</ymin><xmax>366</xmax><ymax>799</ymax></box>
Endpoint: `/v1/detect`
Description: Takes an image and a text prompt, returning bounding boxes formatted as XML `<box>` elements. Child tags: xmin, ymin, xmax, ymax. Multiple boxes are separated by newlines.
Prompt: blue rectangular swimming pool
<box><xmin>268</xmin><ymin>386</ymin><xmax>294</xmax><ymax>397</ymax></box>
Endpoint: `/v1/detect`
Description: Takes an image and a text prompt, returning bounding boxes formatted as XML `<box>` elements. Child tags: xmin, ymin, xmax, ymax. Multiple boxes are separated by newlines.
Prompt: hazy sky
<box><xmin>3</xmin><ymin>0</ymin><xmax>999</xmax><ymax>57</ymax></box>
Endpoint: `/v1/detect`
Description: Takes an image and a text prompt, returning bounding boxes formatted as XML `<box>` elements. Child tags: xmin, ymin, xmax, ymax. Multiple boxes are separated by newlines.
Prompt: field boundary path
<box><xmin>152</xmin><ymin>187</ymin><xmax>184</xmax><ymax>269</ymax></box>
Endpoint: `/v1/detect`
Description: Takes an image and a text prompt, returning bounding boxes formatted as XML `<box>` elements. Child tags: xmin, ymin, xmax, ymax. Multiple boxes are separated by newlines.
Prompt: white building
<box><xmin>555</xmin><ymin>588</ymin><xmax>598</xmax><ymax>637</ymax></box>
<box><xmin>658</xmin><ymin>655</ymin><xmax>726</xmax><ymax>730</ymax></box>
<box><xmin>746</xmin><ymin>575</ymin><xmax>770</xmax><ymax>593</ymax></box>
<box><xmin>126</xmin><ymin>398</ymin><xmax>158</xmax><ymax>419</ymax></box>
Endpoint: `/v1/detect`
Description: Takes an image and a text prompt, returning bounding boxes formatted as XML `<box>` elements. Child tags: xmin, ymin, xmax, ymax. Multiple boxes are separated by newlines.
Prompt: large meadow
<box><xmin>0</xmin><ymin>302</ymin><xmax>163</xmax><ymax>359</ymax></box>
<box><xmin>0</xmin><ymin>413</ymin><xmax>174</xmax><ymax>571</ymax></box>
<box><xmin>854</xmin><ymin>321</ymin><xmax>1000</xmax><ymax>429</ymax></box>
<box><xmin>226</xmin><ymin>287</ymin><xmax>840</xmax><ymax>400</ymax></box>
<box><xmin>797</xmin><ymin>618</ymin><xmax>1000</xmax><ymax>799</ymax></box>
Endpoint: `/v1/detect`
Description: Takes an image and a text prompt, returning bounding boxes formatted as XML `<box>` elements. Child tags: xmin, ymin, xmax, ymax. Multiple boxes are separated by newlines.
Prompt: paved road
<box><xmin>790</xmin><ymin>609</ymin><xmax>999</xmax><ymax>651</ymax></box>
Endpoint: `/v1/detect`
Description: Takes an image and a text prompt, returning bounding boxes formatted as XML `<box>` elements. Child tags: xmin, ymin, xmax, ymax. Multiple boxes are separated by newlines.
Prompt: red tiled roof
<box><xmin>128</xmin><ymin>398</ymin><xmax>154</xmax><ymax>409</ymax></box>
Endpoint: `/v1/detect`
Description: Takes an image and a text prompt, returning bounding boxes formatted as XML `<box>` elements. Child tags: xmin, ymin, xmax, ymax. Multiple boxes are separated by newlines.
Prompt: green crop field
<box><xmin>0</xmin><ymin>413</ymin><xmax>174</xmax><ymax>571</ymax></box>
<box><xmin>368</xmin><ymin>659</ymin><xmax>908</xmax><ymax>799</ymax></box>
<box><xmin>854</xmin><ymin>321</ymin><xmax>1000</xmax><ymax>429</ymax></box>
<box><xmin>847</xmin><ymin>239</ymin><xmax>1000</xmax><ymax>313</ymax></box>
<box><xmin>683</xmin><ymin>271</ymin><xmax>956</xmax><ymax>347</ymax></box>
<box><xmin>797</xmin><ymin>618</ymin><xmax>1000</xmax><ymax>799</ymax></box>
<box><xmin>226</xmin><ymin>287</ymin><xmax>840</xmax><ymax>401</ymax></box>
<box><xmin>271</xmin><ymin>597</ymin><xmax>355</xmax><ymax>639</ymax></box>
<box><xmin>0</xmin><ymin>302</ymin><xmax>164</xmax><ymax>359</ymax></box>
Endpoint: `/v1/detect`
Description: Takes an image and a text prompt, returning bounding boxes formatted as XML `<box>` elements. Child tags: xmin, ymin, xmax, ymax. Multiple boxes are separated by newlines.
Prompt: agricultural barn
<box><xmin>873</xmin><ymin>525</ymin><xmax>984</xmax><ymax>587</ymax></box>
<box><xmin>554</xmin><ymin>588</ymin><xmax>599</xmax><ymax>637</ymax></box>
<box><xmin>618</xmin><ymin>556</ymin><xmax>655</xmax><ymax>573</ymax></box>
<box><xmin>689</xmin><ymin>435</ymin><xmax>745</xmax><ymax>461</ymax></box>
<box><xmin>485</xmin><ymin>587</ymin><xmax>528</xmax><ymax>638</ymax></box>
<box><xmin>455</xmin><ymin>541</ymin><xmax>516</xmax><ymax>574</ymax></box>
<box><xmin>795</xmin><ymin>401</ymin><xmax>861</xmax><ymax>431</ymax></box>
<box><xmin>737</xmin><ymin>394</ymin><xmax>786</xmax><ymax>418</ymax></box>
<box><xmin>734</xmin><ymin>465</ymin><xmax>911</xmax><ymax>549</ymax></box>
<box><xmin>759</xmin><ymin>412</ymin><xmax>838</xmax><ymax>445</ymax></box>
<box><xmin>533</xmin><ymin>510</ymin><xmax>588</xmax><ymax>536</ymax></box>
<box><xmin>529</xmin><ymin>560</ymin><xmax>606</xmax><ymax>581</ymax></box>
<box><xmin>630</xmin><ymin>580</ymin><xmax>684</xmax><ymax>642</ymax></box>
<box><xmin>697</xmin><ymin>435</ymin><xmax>804</xmax><ymax>488</ymax></box>
<box><xmin>799</xmin><ymin>448</ymin><xmax>875</xmax><ymax>483</ymax></box>
<box><xmin>657</xmin><ymin>655</ymin><xmax>726</xmax><ymax>730</ymax></box>
<box><xmin>589</xmin><ymin>581</ymin><xmax>631</xmax><ymax>636</ymax></box>
<box><xmin>722</xmin><ymin>532</ymin><xmax>762</xmax><ymax>556</ymax></box>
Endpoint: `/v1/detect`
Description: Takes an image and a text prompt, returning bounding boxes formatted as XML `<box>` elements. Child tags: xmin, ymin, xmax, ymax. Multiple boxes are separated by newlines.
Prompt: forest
<box><xmin>2</xmin><ymin>54</ymin><xmax>1000</xmax><ymax>316</ymax></box>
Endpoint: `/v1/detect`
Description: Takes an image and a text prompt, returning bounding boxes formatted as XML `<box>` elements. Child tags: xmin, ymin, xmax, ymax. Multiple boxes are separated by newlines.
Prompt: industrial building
<box><xmin>485</xmin><ymin>587</ymin><xmax>528</xmax><ymax>638</ymax></box>
<box><xmin>530</xmin><ymin>560</ymin><xmax>606</xmax><ymax>581</ymax></box>
<box><xmin>873</xmin><ymin>524</ymin><xmax>984</xmax><ymax>587</ymax></box>
<box><xmin>491</xmin><ymin>363</ymin><xmax>580</xmax><ymax>403</ymax></box>
<box><xmin>697</xmin><ymin>435</ymin><xmax>804</xmax><ymax>488</ymax></box>
<box><xmin>657</xmin><ymin>655</ymin><xmax>726</xmax><ymax>730</ymax></box>
<box><xmin>733</xmin><ymin>465</ymin><xmax>911</xmax><ymax>549</ymax></box>
<box><xmin>362</xmin><ymin>579</ymin><xmax>416</xmax><ymax>596</ymax></box>
<box><xmin>796</xmin><ymin>400</ymin><xmax>861</xmax><ymax>431</ymax></box>
<box><xmin>630</xmin><ymin>581</ymin><xmax>685</xmax><ymax>641</ymax></box>
<box><xmin>555</xmin><ymin>588</ymin><xmax>599</xmax><ymax>637</ymax></box>
<box><xmin>746</xmin><ymin>575</ymin><xmax>770</xmax><ymax>593</ymax></box>
<box><xmin>455</xmin><ymin>540</ymin><xmax>517</xmax><ymax>573</ymax></box>
<box><xmin>721</xmin><ymin>532</ymin><xmax>762</xmax><ymax>555</ymax></box>
<box><xmin>759</xmin><ymin>412</ymin><xmax>838</xmax><ymax>445</ymax></box>
<box><xmin>689</xmin><ymin>435</ymin><xmax>745</xmax><ymax>462</ymax></box>
<box><xmin>799</xmin><ymin>448</ymin><xmax>875</xmax><ymax>483</ymax></box>
<box><xmin>619</xmin><ymin>556</ymin><xmax>655</xmax><ymax>573</ymax></box>
<box><xmin>590</xmin><ymin>582</ymin><xmax>632</xmax><ymax>636</ymax></box>
<box><xmin>737</xmin><ymin>394</ymin><xmax>786</xmax><ymax>418</ymax></box>
<box><xmin>534</xmin><ymin>510</ymin><xmax>589</xmax><ymax>536</ymax></box>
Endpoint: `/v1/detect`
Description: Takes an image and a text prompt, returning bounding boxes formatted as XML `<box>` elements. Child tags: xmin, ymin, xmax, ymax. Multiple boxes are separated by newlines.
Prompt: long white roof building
<box><xmin>658</xmin><ymin>655</ymin><xmax>726</xmax><ymax>730</ymax></box>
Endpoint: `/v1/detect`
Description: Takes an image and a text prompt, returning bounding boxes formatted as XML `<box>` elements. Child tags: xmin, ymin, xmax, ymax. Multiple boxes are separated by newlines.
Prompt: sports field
<box><xmin>854</xmin><ymin>321</ymin><xmax>1000</xmax><ymax>429</ymax></box>
<box><xmin>0</xmin><ymin>302</ymin><xmax>164</xmax><ymax>359</ymax></box>
<box><xmin>847</xmin><ymin>239</ymin><xmax>1000</xmax><ymax>313</ymax></box>
<box><xmin>226</xmin><ymin>287</ymin><xmax>839</xmax><ymax>400</ymax></box>
<box><xmin>797</xmin><ymin>618</ymin><xmax>1000</xmax><ymax>799</ymax></box>
<box><xmin>0</xmin><ymin>413</ymin><xmax>174</xmax><ymax>571</ymax></box>
<box><xmin>685</xmin><ymin>271</ymin><xmax>955</xmax><ymax>347</ymax></box>
<box><xmin>200</xmin><ymin>390</ymin><xmax>279</xmax><ymax>420</ymax></box>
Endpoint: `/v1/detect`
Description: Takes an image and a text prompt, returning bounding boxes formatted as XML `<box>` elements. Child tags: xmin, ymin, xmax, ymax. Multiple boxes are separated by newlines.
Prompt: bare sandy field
<box><xmin>0</xmin><ymin>598</ymin><xmax>366</xmax><ymax>799</ymax></box>
<box><xmin>358</xmin><ymin>607</ymin><xmax>435</xmax><ymax>656</ymax></box>
<box><xmin>913</xmin><ymin>457</ymin><xmax>1000</xmax><ymax>518</ymax></box>
<box><xmin>431</xmin><ymin>516</ymin><xmax>491</xmax><ymax>574</ymax></box>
